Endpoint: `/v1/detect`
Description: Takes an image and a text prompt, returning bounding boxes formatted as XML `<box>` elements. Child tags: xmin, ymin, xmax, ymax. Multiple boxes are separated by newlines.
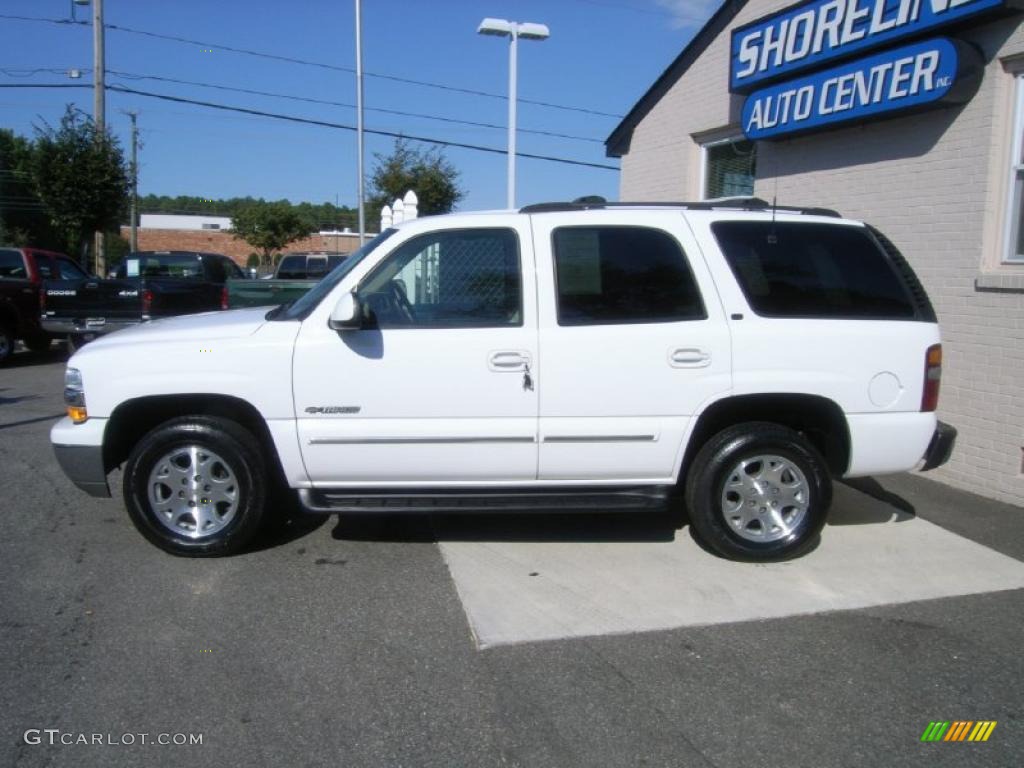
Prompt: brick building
<box><xmin>607</xmin><ymin>0</ymin><xmax>1024</xmax><ymax>505</ymax></box>
<box><xmin>120</xmin><ymin>214</ymin><xmax>366</xmax><ymax>266</ymax></box>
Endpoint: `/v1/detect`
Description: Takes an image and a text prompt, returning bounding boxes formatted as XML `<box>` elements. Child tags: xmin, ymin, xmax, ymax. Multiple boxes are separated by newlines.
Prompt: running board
<box><xmin>297</xmin><ymin>486</ymin><xmax>674</xmax><ymax>514</ymax></box>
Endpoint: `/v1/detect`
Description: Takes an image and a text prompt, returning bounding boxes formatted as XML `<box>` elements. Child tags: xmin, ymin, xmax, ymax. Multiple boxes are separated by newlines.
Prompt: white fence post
<box><xmin>392</xmin><ymin>197</ymin><xmax>405</xmax><ymax>225</ymax></box>
<box><xmin>380</xmin><ymin>204</ymin><xmax>393</xmax><ymax>230</ymax></box>
<box><xmin>403</xmin><ymin>190</ymin><xmax>418</xmax><ymax>221</ymax></box>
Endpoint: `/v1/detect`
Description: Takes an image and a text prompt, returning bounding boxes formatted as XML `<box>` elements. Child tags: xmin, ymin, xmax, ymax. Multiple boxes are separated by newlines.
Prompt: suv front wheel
<box><xmin>685</xmin><ymin>422</ymin><xmax>832</xmax><ymax>561</ymax></box>
<box><xmin>123</xmin><ymin>416</ymin><xmax>267</xmax><ymax>557</ymax></box>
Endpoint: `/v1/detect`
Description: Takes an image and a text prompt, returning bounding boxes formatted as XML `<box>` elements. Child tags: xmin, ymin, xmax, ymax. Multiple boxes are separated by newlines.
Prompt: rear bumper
<box><xmin>41</xmin><ymin>316</ymin><xmax>142</xmax><ymax>336</ymax></box>
<box><xmin>51</xmin><ymin>417</ymin><xmax>111</xmax><ymax>498</ymax></box>
<box><xmin>920</xmin><ymin>421</ymin><xmax>957</xmax><ymax>472</ymax></box>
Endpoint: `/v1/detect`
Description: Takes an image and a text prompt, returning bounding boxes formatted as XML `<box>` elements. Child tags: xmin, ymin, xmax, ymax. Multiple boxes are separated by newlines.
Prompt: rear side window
<box><xmin>552</xmin><ymin>226</ymin><xmax>705</xmax><ymax>326</ymax></box>
<box><xmin>0</xmin><ymin>249</ymin><xmax>27</xmax><ymax>279</ymax></box>
<box><xmin>712</xmin><ymin>222</ymin><xmax>917</xmax><ymax>319</ymax></box>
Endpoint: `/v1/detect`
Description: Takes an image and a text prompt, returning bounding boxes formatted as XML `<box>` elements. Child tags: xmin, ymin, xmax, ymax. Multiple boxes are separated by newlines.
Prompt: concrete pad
<box><xmin>437</xmin><ymin>483</ymin><xmax>1024</xmax><ymax>649</ymax></box>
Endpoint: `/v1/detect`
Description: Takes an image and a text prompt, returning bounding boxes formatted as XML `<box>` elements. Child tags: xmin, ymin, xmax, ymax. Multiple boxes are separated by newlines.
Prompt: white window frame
<box><xmin>699</xmin><ymin>136</ymin><xmax>756</xmax><ymax>202</ymax></box>
<box><xmin>1002</xmin><ymin>74</ymin><xmax>1024</xmax><ymax>263</ymax></box>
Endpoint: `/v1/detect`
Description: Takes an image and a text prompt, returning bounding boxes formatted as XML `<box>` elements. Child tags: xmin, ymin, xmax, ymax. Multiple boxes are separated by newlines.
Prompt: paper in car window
<box><xmin>557</xmin><ymin>230</ymin><xmax>601</xmax><ymax>295</ymax></box>
<box><xmin>126</xmin><ymin>258</ymin><xmax>139</xmax><ymax>277</ymax></box>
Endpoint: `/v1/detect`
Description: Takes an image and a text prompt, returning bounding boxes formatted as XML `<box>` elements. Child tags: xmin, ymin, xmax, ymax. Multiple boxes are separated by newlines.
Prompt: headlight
<box><xmin>65</xmin><ymin>368</ymin><xmax>83</xmax><ymax>390</ymax></box>
<box><xmin>64</xmin><ymin>367</ymin><xmax>87</xmax><ymax>422</ymax></box>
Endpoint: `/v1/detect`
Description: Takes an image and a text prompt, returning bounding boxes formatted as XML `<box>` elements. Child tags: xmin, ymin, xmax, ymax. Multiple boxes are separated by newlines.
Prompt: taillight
<box><xmin>141</xmin><ymin>289</ymin><xmax>153</xmax><ymax>315</ymax></box>
<box><xmin>922</xmin><ymin>344</ymin><xmax>942</xmax><ymax>412</ymax></box>
<box><xmin>220</xmin><ymin>285</ymin><xmax>229</xmax><ymax>310</ymax></box>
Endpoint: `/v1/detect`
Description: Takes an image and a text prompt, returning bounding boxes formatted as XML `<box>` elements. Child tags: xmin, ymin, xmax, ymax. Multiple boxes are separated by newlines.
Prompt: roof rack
<box><xmin>519</xmin><ymin>197</ymin><xmax>841</xmax><ymax>218</ymax></box>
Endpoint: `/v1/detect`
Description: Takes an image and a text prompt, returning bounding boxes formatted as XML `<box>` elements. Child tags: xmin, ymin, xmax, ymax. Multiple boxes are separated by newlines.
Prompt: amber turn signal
<box><xmin>67</xmin><ymin>406</ymin><xmax>88</xmax><ymax>424</ymax></box>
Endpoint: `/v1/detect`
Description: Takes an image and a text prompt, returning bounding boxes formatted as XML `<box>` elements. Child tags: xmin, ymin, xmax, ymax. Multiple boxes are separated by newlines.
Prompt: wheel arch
<box><xmin>679</xmin><ymin>393</ymin><xmax>851</xmax><ymax>482</ymax></box>
<box><xmin>104</xmin><ymin>394</ymin><xmax>283</xmax><ymax>481</ymax></box>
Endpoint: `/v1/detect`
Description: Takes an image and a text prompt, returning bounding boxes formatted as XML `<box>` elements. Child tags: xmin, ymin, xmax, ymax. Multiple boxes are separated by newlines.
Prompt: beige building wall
<box><xmin>619</xmin><ymin>4</ymin><xmax>1024</xmax><ymax>506</ymax></box>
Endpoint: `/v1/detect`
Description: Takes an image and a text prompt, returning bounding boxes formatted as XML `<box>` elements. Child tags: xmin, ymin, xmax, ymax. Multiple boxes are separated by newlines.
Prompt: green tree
<box><xmin>368</xmin><ymin>138</ymin><xmax>464</xmax><ymax>226</ymax></box>
<box><xmin>30</xmin><ymin>106</ymin><xmax>129</xmax><ymax>266</ymax></box>
<box><xmin>0</xmin><ymin>129</ymin><xmax>57</xmax><ymax>248</ymax></box>
<box><xmin>229</xmin><ymin>201</ymin><xmax>311</xmax><ymax>269</ymax></box>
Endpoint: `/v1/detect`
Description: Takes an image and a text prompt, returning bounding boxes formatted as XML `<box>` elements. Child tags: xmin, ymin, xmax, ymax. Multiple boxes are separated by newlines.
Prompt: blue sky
<box><xmin>1</xmin><ymin>0</ymin><xmax>721</xmax><ymax>214</ymax></box>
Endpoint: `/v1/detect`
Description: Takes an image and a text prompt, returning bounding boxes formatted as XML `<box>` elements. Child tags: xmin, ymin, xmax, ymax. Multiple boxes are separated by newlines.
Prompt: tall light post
<box><xmin>477</xmin><ymin>18</ymin><xmax>549</xmax><ymax>209</ymax></box>
<box><xmin>355</xmin><ymin>0</ymin><xmax>366</xmax><ymax>244</ymax></box>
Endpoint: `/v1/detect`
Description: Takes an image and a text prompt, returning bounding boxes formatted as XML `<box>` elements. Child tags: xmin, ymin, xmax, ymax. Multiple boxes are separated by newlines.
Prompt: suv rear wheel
<box><xmin>685</xmin><ymin>422</ymin><xmax>831</xmax><ymax>561</ymax></box>
<box><xmin>123</xmin><ymin>416</ymin><xmax>267</xmax><ymax>557</ymax></box>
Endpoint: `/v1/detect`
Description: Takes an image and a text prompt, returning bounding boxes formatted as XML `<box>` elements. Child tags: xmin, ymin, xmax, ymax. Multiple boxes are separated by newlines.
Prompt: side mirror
<box><xmin>328</xmin><ymin>290</ymin><xmax>362</xmax><ymax>330</ymax></box>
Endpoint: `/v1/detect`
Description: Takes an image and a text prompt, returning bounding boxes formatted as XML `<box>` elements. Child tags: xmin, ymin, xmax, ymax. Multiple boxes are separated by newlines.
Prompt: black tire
<box><xmin>24</xmin><ymin>334</ymin><xmax>52</xmax><ymax>352</ymax></box>
<box><xmin>685</xmin><ymin>422</ymin><xmax>832</xmax><ymax>561</ymax></box>
<box><xmin>123</xmin><ymin>416</ymin><xmax>267</xmax><ymax>557</ymax></box>
<box><xmin>0</xmin><ymin>323</ymin><xmax>13</xmax><ymax>364</ymax></box>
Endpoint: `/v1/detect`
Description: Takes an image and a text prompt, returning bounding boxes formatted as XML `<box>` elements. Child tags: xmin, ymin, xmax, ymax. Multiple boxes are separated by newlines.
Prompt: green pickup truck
<box><xmin>227</xmin><ymin>252</ymin><xmax>346</xmax><ymax>308</ymax></box>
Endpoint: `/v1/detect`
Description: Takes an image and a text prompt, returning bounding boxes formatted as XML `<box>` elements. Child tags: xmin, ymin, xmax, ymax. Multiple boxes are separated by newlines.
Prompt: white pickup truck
<box><xmin>51</xmin><ymin>199</ymin><xmax>955</xmax><ymax>561</ymax></box>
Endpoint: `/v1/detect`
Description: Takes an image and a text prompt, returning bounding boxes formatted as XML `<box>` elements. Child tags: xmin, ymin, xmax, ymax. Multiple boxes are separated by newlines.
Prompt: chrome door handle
<box><xmin>669</xmin><ymin>347</ymin><xmax>711</xmax><ymax>368</ymax></box>
<box><xmin>488</xmin><ymin>351</ymin><xmax>531</xmax><ymax>372</ymax></box>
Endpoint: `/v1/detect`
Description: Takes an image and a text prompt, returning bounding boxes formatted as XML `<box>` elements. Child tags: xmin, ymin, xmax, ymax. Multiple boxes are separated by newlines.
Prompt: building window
<box><xmin>1005</xmin><ymin>76</ymin><xmax>1024</xmax><ymax>263</ymax></box>
<box><xmin>702</xmin><ymin>138</ymin><xmax>756</xmax><ymax>200</ymax></box>
<box><xmin>201</xmin><ymin>223</ymin><xmax>221</xmax><ymax>230</ymax></box>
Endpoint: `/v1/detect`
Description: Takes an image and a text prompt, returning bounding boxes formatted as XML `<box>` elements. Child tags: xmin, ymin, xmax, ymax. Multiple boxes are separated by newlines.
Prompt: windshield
<box><xmin>276</xmin><ymin>229</ymin><xmax>397</xmax><ymax>321</ymax></box>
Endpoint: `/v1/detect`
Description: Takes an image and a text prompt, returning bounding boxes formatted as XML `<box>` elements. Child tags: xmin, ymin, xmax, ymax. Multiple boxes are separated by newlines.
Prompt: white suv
<box><xmin>51</xmin><ymin>199</ymin><xmax>955</xmax><ymax>561</ymax></box>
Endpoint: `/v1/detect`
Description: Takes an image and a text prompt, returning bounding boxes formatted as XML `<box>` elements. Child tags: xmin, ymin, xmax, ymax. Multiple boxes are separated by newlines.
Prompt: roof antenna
<box><xmin>767</xmin><ymin>195</ymin><xmax>778</xmax><ymax>245</ymax></box>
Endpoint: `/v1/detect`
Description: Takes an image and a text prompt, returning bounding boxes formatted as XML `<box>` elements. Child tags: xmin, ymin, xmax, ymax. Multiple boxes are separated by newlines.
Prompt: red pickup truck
<box><xmin>0</xmin><ymin>246</ymin><xmax>88</xmax><ymax>363</ymax></box>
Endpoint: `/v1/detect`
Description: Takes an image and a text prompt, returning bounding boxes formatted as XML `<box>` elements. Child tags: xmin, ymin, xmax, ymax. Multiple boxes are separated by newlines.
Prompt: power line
<box><xmin>105</xmin><ymin>70</ymin><xmax>604</xmax><ymax>143</ymax></box>
<box><xmin>0</xmin><ymin>13</ymin><xmax>624</xmax><ymax>119</ymax></box>
<box><xmin>0</xmin><ymin>83</ymin><xmax>621</xmax><ymax>171</ymax></box>
<box><xmin>3</xmin><ymin>65</ymin><xmax>603</xmax><ymax>142</ymax></box>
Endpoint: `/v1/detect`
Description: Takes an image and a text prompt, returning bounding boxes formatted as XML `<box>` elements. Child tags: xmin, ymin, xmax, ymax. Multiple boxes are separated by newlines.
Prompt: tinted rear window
<box><xmin>712</xmin><ymin>222</ymin><xmax>917</xmax><ymax>319</ymax></box>
<box><xmin>117</xmin><ymin>253</ymin><xmax>204</xmax><ymax>279</ymax></box>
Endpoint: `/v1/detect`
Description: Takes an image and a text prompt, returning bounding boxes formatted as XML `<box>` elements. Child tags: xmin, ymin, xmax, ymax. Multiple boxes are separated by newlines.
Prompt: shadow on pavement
<box><xmin>257</xmin><ymin>476</ymin><xmax>919</xmax><ymax>551</ymax></box>
<box><xmin>2</xmin><ymin>346</ymin><xmax>67</xmax><ymax>369</ymax></box>
<box><xmin>834</xmin><ymin>477</ymin><xmax>916</xmax><ymax>524</ymax></box>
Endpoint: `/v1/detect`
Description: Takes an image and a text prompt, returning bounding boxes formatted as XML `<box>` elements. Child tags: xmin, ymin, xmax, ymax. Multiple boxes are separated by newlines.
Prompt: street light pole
<box><xmin>128</xmin><ymin>111</ymin><xmax>138</xmax><ymax>252</ymax></box>
<box><xmin>355</xmin><ymin>0</ymin><xmax>366</xmax><ymax>245</ymax></box>
<box><xmin>92</xmin><ymin>0</ymin><xmax>106</xmax><ymax>274</ymax></box>
<box><xmin>506</xmin><ymin>28</ymin><xmax>517</xmax><ymax>211</ymax></box>
<box><xmin>477</xmin><ymin>18</ymin><xmax>549</xmax><ymax>210</ymax></box>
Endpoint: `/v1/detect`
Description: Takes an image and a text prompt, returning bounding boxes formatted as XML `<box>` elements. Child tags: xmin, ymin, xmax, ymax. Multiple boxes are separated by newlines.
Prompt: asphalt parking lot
<box><xmin>2</xmin><ymin>344</ymin><xmax>1023</xmax><ymax>768</ymax></box>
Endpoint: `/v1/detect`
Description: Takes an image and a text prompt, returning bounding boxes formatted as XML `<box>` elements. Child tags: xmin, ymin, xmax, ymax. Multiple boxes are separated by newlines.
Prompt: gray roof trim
<box><xmin>604</xmin><ymin>0</ymin><xmax>750</xmax><ymax>158</ymax></box>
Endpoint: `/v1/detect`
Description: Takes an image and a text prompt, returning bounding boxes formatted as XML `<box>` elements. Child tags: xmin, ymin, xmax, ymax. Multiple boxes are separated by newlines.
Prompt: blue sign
<box><xmin>731</xmin><ymin>0</ymin><xmax>1014</xmax><ymax>92</ymax></box>
<box><xmin>741</xmin><ymin>37</ymin><xmax>982</xmax><ymax>140</ymax></box>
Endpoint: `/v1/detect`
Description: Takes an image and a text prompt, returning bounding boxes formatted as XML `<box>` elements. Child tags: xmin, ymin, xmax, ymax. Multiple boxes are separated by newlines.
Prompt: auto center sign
<box><xmin>730</xmin><ymin>0</ymin><xmax>1015</xmax><ymax>139</ymax></box>
<box><xmin>742</xmin><ymin>37</ymin><xmax>982</xmax><ymax>139</ymax></box>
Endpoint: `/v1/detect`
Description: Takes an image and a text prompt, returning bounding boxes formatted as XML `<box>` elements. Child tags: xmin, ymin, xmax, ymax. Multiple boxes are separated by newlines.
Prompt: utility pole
<box><xmin>128</xmin><ymin>111</ymin><xmax>138</xmax><ymax>252</ymax></box>
<box><xmin>355</xmin><ymin>0</ymin><xmax>366</xmax><ymax>245</ymax></box>
<box><xmin>92</xmin><ymin>0</ymin><xmax>106</xmax><ymax>275</ymax></box>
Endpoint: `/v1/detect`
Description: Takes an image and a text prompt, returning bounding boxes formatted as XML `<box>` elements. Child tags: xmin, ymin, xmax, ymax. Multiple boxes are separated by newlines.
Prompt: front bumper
<box><xmin>41</xmin><ymin>316</ymin><xmax>142</xmax><ymax>336</ymax></box>
<box><xmin>51</xmin><ymin>416</ymin><xmax>111</xmax><ymax>497</ymax></box>
<box><xmin>920</xmin><ymin>421</ymin><xmax>957</xmax><ymax>472</ymax></box>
